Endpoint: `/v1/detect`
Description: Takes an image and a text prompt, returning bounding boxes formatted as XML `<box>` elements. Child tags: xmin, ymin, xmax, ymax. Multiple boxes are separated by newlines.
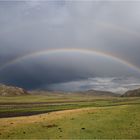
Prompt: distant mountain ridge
<box><xmin>0</xmin><ymin>84</ymin><xmax>119</xmax><ymax>97</ymax></box>
<box><xmin>74</xmin><ymin>90</ymin><xmax>118</xmax><ymax>96</ymax></box>
<box><xmin>31</xmin><ymin>89</ymin><xmax>117</xmax><ymax>97</ymax></box>
<box><xmin>122</xmin><ymin>88</ymin><xmax>140</xmax><ymax>97</ymax></box>
<box><xmin>0</xmin><ymin>84</ymin><xmax>29</xmax><ymax>96</ymax></box>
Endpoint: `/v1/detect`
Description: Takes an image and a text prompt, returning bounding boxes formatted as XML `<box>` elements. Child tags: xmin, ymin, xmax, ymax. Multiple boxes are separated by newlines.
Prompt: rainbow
<box><xmin>0</xmin><ymin>48</ymin><xmax>140</xmax><ymax>73</ymax></box>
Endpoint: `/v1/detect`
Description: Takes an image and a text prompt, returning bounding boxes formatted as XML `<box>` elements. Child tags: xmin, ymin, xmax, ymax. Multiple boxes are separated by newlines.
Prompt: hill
<box><xmin>122</xmin><ymin>88</ymin><xmax>140</xmax><ymax>97</ymax></box>
<box><xmin>30</xmin><ymin>89</ymin><xmax>117</xmax><ymax>97</ymax></box>
<box><xmin>0</xmin><ymin>84</ymin><xmax>29</xmax><ymax>96</ymax></box>
<box><xmin>74</xmin><ymin>90</ymin><xmax>118</xmax><ymax>97</ymax></box>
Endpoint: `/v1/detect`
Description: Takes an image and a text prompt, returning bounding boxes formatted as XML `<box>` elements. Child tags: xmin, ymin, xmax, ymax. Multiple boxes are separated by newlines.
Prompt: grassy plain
<box><xmin>0</xmin><ymin>94</ymin><xmax>140</xmax><ymax>139</ymax></box>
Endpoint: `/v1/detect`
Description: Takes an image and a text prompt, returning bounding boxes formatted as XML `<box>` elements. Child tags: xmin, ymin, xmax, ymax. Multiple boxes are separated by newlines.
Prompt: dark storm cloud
<box><xmin>0</xmin><ymin>53</ymin><xmax>139</xmax><ymax>91</ymax></box>
<box><xmin>0</xmin><ymin>0</ymin><xmax>140</xmax><ymax>91</ymax></box>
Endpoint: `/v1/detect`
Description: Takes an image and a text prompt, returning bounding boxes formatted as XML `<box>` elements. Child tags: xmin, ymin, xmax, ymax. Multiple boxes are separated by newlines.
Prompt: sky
<box><xmin>0</xmin><ymin>0</ymin><xmax>140</xmax><ymax>93</ymax></box>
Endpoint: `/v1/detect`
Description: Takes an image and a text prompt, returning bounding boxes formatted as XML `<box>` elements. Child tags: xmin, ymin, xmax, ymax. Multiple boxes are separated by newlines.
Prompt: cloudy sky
<box><xmin>0</xmin><ymin>0</ymin><xmax>140</xmax><ymax>93</ymax></box>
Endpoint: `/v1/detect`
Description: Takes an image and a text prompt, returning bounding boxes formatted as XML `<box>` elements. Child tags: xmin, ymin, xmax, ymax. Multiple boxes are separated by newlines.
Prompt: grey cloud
<box><xmin>0</xmin><ymin>1</ymin><xmax>140</xmax><ymax>90</ymax></box>
<box><xmin>47</xmin><ymin>77</ymin><xmax>140</xmax><ymax>94</ymax></box>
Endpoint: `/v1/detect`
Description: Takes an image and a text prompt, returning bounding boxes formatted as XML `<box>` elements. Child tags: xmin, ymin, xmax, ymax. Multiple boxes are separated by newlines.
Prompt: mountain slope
<box><xmin>122</xmin><ymin>88</ymin><xmax>140</xmax><ymax>97</ymax></box>
<box><xmin>70</xmin><ymin>90</ymin><xmax>118</xmax><ymax>97</ymax></box>
<box><xmin>0</xmin><ymin>84</ymin><xmax>29</xmax><ymax>96</ymax></box>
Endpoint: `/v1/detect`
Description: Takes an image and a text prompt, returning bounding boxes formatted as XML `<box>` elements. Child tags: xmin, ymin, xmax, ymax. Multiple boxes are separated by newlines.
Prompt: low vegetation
<box><xmin>0</xmin><ymin>94</ymin><xmax>140</xmax><ymax>139</ymax></box>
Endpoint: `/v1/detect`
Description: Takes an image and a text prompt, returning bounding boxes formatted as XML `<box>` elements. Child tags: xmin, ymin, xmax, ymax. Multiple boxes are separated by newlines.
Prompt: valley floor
<box><xmin>0</xmin><ymin>95</ymin><xmax>140</xmax><ymax>139</ymax></box>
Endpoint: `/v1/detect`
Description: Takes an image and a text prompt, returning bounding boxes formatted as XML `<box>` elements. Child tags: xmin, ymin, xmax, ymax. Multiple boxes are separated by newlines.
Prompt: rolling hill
<box><xmin>30</xmin><ymin>89</ymin><xmax>117</xmax><ymax>97</ymax></box>
<box><xmin>73</xmin><ymin>90</ymin><xmax>118</xmax><ymax>97</ymax></box>
<box><xmin>122</xmin><ymin>88</ymin><xmax>140</xmax><ymax>97</ymax></box>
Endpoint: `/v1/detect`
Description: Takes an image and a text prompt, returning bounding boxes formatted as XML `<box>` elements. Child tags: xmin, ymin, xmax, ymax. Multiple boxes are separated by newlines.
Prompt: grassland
<box><xmin>0</xmin><ymin>94</ymin><xmax>140</xmax><ymax>139</ymax></box>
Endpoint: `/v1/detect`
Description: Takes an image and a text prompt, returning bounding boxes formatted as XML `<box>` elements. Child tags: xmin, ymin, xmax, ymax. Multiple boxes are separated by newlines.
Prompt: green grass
<box><xmin>0</xmin><ymin>94</ymin><xmax>138</xmax><ymax>103</ymax></box>
<box><xmin>0</xmin><ymin>94</ymin><xmax>109</xmax><ymax>103</ymax></box>
<box><xmin>0</xmin><ymin>96</ymin><xmax>140</xmax><ymax>118</ymax></box>
<box><xmin>0</xmin><ymin>95</ymin><xmax>68</xmax><ymax>103</ymax></box>
<box><xmin>0</xmin><ymin>104</ymin><xmax>140</xmax><ymax>139</ymax></box>
<box><xmin>0</xmin><ymin>95</ymin><xmax>140</xmax><ymax>139</ymax></box>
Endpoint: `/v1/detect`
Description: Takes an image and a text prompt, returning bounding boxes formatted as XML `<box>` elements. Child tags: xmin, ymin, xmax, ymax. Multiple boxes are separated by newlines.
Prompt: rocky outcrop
<box><xmin>0</xmin><ymin>84</ymin><xmax>29</xmax><ymax>96</ymax></box>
